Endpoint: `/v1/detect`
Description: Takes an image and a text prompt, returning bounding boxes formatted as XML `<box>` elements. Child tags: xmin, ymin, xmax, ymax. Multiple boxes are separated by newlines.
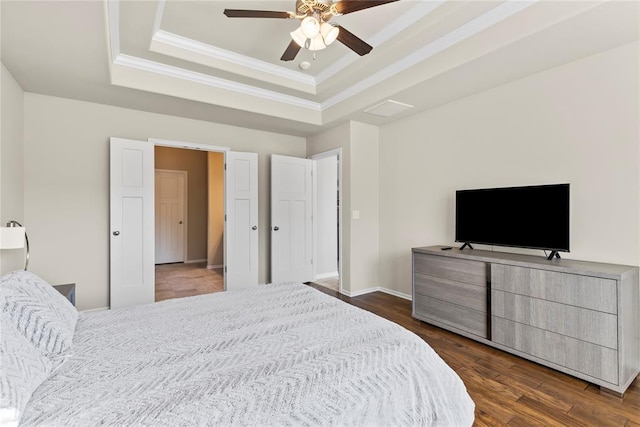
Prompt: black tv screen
<box><xmin>455</xmin><ymin>183</ymin><xmax>570</xmax><ymax>252</ymax></box>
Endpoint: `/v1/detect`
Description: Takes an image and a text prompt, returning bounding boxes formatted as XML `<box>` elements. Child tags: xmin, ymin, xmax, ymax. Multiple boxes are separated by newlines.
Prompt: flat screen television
<box><xmin>455</xmin><ymin>183</ymin><xmax>569</xmax><ymax>259</ymax></box>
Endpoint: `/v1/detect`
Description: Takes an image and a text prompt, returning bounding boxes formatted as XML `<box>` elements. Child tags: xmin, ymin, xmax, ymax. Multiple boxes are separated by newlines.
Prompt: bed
<box><xmin>1</xmin><ymin>271</ymin><xmax>475</xmax><ymax>426</ymax></box>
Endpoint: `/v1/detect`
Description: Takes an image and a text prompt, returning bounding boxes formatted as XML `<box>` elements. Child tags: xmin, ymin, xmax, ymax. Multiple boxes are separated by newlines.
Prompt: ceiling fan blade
<box><xmin>281</xmin><ymin>40</ymin><xmax>302</xmax><ymax>61</ymax></box>
<box><xmin>333</xmin><ymin>0</ymin><xmax>399</xmax><ymax>15</ymax></box>
<box><xmin>223</xmin><ymin>9</ymin><xmax>292</xmax><ymax>19</ymax></box>
<box><xmin>336</xmin><ymin>26</ymin><xmax>372</xmax><ymax>56</ymax></box>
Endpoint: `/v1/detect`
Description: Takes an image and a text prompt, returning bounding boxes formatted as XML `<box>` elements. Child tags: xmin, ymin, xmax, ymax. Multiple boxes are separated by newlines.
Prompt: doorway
<box><xmin>310</xmin><ymin>149</ymin><xmax>342</xmax><ymax>293</ymax></box>
<box><xmin>154</xmin><ymin>146</ymin><xmax>224</xmax><ymax>302</ymax></box>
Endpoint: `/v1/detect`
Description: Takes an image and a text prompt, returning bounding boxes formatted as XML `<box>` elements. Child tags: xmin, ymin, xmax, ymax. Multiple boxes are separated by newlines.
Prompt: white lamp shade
<box><xmin>300</xmin><ymin>16</ymin><xmax>320</xmax><ymax>38</ymax></box>
<box><xmin>0</xmin><ymin>227</ymin><xmax>25</xmax><ymax>249</ymax></box>
<box><xmin>321</xmin><ymin>22</ymin><xmax>339</xmax><ymax>45</ymax></box>
<box><xmin>307</xmin><ymin>34</ymin><xmax>327</xmax><ymax>51</ymax></box>
<box><xmin>290</xmin><ymin>27</ymin><xmax>307</xmax><ymax>48</ymax></box>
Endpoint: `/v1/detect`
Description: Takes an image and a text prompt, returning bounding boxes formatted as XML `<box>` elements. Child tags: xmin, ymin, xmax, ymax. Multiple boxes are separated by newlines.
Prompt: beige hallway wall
<box><xmin>155</xmin><ymin>146</ymin><xmax>208</xmax><ymax>262</ymax></box>
<box><xmin>207</xmin><ymin>152</ymin><xmax>224</xmax><ymax>268</ymax></box>
<box><xmin>23</xmin><ymin>93</ymin><xmax>305</xmax><ymax>310</ymax></box>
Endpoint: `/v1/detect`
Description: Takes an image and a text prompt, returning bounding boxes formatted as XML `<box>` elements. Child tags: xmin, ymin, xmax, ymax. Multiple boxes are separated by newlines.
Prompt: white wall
<box><xmin>0</xmin><ymin>63</ymin><xmax>25</xmax><ymax>274</ymax></box>
<box><xmin>23</xmin><ymin>93</ymin><xmax>305</xmax><ymax>310</ymax></box>
<box><xmin>315</xmin><ymin>155</ymin><xmax>338</xmax><ymax>277</ymax></box>
<box><xmin>378</xmin><ymin>41</ymin><xmax>640</xmax><ymax>297</ymax></box>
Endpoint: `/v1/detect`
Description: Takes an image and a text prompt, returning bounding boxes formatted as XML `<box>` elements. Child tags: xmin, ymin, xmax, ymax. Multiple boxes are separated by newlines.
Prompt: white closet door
<box><xmin>155</xmin><ymin>170</ymin><xmax>186</xmax><ymax>264</ymax></box>
<box><xmin>110</xmin><ymin>137</ymin><xmax>155</xmax><ymax>309</ymax></box>
<box><xmin>224</xmin><ymin>151</ymin><xmax>259</xmax><ymax>290</ymax></box>
<box><xmin>271</xmin><ymin>154</ymin><xmax>313</xmax><ymax>283</ymax></box>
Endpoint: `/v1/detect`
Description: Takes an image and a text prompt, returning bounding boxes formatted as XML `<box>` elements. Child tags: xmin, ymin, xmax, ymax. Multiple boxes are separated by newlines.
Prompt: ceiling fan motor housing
<box><xmin>296</xmin><ymin>0</ymin><xmax>333</xmax><ymax>16</ymax></box>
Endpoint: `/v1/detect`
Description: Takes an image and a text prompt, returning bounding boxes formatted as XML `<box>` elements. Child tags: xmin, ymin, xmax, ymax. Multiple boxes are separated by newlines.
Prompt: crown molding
<box><xmin>315</xmin><ymin>0</ymin><xmax>445</xmax><ymax>85</ymax></box>
<box><xmin>151</xmin><ymin>30</ymin><xmax>317</xmax><ymax>91</ymax></box>
<box><xmin>113</xmin><ymin>54</ymin><xmax>322</xmax><ymax>111</ymax></box>
<box><xmin>321</xmin><ymin>0</ymin><xmax>537</xmax><ymax>110</ymax></box>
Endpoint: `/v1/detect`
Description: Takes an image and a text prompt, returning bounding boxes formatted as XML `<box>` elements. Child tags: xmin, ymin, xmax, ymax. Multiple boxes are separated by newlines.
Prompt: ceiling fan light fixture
<box><xmin>307</xmin><ymin>33</ymin><xmax>327</xmax><ymax>51</ymax></box>
<box><xmin>300</xmin><ymin>16</ymin><xmax>320</xmax><ymax>38</ymax></box>
<box><xmin>320</xmin><ymin>22</ymin><xmax>339</xmax><ymax>45</ymax></box>
<box><xmin>290</xmin><ymin>27</ymin><xmax>307</xmax><ymax>48</ymax></box>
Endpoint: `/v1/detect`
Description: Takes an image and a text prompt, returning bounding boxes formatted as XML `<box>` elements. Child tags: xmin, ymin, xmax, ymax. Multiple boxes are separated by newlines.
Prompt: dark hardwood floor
<box><xmin>307</xmin><ymin>283</ymin><xmax>640</xmax><ymax>426</ymax></box>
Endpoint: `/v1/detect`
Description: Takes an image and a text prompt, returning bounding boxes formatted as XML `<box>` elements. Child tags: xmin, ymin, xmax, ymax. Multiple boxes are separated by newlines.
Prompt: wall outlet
<box><xmin>352</xmin><ymin>210</ymin><xmax>360</xmax><ymax>220</ymax></box>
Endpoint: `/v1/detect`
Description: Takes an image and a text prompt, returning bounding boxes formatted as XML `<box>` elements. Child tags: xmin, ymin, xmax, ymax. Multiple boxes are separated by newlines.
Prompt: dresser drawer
<box><xmin>414</xmin><ymin>253</ymin><xmax>486</xmax><ymax>286</ymax></box>
<box><xmin>415</xmin><ymin>296</ymin><xmax>488</xmax><ymax>339</ymax></box>
<box><xmin>492</xmin><ymin>264</ymin><xmax>617</xmax><ymax>314</ymax></box>
<box><xmin>492</xmin><ymin>317</ymin><xmax>618</xmax><ymax>384</ymax></box>
<box><xmin>492</xmin><ymin>290</ymin><xmax>617</xmax><ymax>349</ymax></box>
<box><xmin>415</xmin><ymin>272</ymin><xmax>487</xmax><ymax>312</ymax></box>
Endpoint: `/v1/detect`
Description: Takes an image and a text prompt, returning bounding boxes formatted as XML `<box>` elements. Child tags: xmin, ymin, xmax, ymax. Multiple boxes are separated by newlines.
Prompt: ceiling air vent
<box><xmin>364</xmin><ymin>100</ymin><xmax>414</xmax><ymax>117</ymax></box>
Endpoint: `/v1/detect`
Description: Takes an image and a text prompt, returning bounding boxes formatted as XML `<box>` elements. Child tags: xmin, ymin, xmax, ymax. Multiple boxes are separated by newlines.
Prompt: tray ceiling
<box><xmin>2</xmin><ymin>1</ymin><xmax>638</xmax><ymax>136</ymax></box>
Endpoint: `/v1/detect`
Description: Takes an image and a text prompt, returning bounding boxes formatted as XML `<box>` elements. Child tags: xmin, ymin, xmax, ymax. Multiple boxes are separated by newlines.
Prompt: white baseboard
<box><xmin>185</xmin><ymin>259</ymin><xmax>207</xmax><ymax>264</ymax></box>
<box><xmin>315</xmin><ymin>271</ymin><xmax>339</xmax><ymax>280</ymax></box>
<box><xmin>207</xmin><ymin>264</ymin><xmax>223</xmax><ymax>269</ymax></box>
<box><xmin>340</xmin><ymin>286</ymin><xmax>412</xmax><ymax>301</ymax></box>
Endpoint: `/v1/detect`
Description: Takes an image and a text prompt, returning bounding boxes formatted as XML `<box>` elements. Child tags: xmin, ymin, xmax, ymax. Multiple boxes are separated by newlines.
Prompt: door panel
<box><xmin>110</xmin><ymin>138</ymin><xmax>155</xmax><ymax>309</ymax></box>
<box><xmin>271</xmin><ymin>154</ymin><xmax>313</xmax><ymax>283</ymax></box>
<box><xmin>155</xmin><ymin>171</ymin><xmax>185</xmax><ymax>264</ymax></box>
<box><xmin>225</xmin><ymin>152</ymin><xmax>259</xmax><ymax>290</ymax></box>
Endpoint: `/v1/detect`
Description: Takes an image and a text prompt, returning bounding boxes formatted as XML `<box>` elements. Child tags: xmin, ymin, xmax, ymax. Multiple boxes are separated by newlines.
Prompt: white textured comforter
<box><xmin>22</xmin><ymin>283</ymin><xmax>474</xmax><ymax>426</ymax></box>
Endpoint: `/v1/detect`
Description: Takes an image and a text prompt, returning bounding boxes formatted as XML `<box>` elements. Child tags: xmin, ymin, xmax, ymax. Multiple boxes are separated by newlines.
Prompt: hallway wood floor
<box><xmin>307</xmin><ymin>283</ymin><xmax>640</xmax><ymax>426</ymax></box>
<box><xmin>155</xmin><ymin>262</ymin><xmax>223</xmax><ymax>302</ymax></box>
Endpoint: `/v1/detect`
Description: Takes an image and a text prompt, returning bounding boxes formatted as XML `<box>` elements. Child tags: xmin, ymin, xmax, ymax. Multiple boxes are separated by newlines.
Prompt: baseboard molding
<box><xmin>207</xmin><ymin>264</ymin><xmax>223</xmax><ymax>269</ymax></box>
<box><xmin>341</xmin><ymin>286</ymin><xmax>412</xmax><ymax>301</ymax></box>
<box><xmin>80</xmin><ymin>306</ymin><xmax>110</xmax><ymax>313</ymax></box>
<box><xmin>315</xmin><ymin>271</ymin><xmax>339</xmax><ymax>280</ymax></box>
<box><xmin>185</xmin><ymin>259</ymin><xmax>207</xmax><ymax>264</ymax></box>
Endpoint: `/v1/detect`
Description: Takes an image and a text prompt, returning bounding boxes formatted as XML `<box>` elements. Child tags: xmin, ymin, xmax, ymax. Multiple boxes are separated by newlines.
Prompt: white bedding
<box><xmin>22</xmin><ymin>283</ymin><xmax>474</xmax><ymax>426</ymax></box>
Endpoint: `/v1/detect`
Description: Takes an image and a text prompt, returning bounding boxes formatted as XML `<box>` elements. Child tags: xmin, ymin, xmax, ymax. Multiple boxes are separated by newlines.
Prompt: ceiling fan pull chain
<box><xmin>313</xmin><ymin>52</ymin><xmax>317</xmax><ymax>61</ymax></box>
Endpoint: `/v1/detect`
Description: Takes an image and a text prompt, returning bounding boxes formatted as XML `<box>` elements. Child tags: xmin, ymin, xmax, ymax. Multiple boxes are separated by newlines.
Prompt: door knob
<box><xmin>273</xmin><ymin>226</ymin><xmax>279</xmax><ymax>231</ymax></box>
<box><xmin>113</xmin><ymin>231</ymin><xmax>120</xmax><ymax>236</ymax></box>
<box><xmin>179</xmin><ymin>221</ymin><xmax>183</xmax><ymax>224</ymax></box>
<box><xmin>252</xmin><ymin>226</ymin><xmax>257</xmax><ymax>230</ymax></box>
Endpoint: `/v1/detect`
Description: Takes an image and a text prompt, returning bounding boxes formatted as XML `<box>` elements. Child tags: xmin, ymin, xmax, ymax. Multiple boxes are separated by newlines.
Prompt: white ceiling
<box><xmin>1</xmin><ymin>1</ymin><xmax>638</xmax><ymax>137</ymax></box>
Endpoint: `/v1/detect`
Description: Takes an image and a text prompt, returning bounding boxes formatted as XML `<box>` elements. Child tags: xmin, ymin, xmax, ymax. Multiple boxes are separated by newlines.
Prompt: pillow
<box><xmin>0</xmin><ymin>271</ymin><xmax>78</xmax><ymax>360</ymax></box>
<box><xmin>0</xmin><ymin>313</ymin><xmax>54</xmax><ymax>427</ymax></box>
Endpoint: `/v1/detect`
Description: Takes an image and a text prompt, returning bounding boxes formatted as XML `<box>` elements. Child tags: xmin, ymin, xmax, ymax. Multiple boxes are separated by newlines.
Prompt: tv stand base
<box><xmin>459</xmin><ymin>242</ymin><xmax>474</xmax><ymax>250</ymax></box>
<box><xmin>546</xmin><ymin>250</ymin><xmax>561</xmax><ymax>260</ymax></box>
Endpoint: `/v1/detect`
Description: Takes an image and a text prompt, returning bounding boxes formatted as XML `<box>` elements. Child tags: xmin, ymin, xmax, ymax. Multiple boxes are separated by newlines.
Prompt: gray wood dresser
<box><xmin>412</xmin><ymin>246</ymin><xmax>639</xmax><ymax>395</ymax></box>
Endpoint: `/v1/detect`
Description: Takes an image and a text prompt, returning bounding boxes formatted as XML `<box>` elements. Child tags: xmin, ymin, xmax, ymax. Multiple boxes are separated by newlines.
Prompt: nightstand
<box><xmin>53</xmin><ymin>283</ymin><xmax>76</xmax><ymax>307</ymax></box>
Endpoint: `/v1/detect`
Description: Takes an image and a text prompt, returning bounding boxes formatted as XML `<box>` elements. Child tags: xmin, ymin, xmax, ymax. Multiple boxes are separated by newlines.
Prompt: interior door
<box><xmin>110</xmin><ymin>137</ymin><xmax>155</xmax><ymax>309</ymax></box>
<box><xmin>224</xmin><ymin>151</ymin><xmax>259</xmax><ymax>290</ymax></box>
<box><xmin>155</xmin><ymin>170</ymin><xmax>185</xmax><ymax>264</ymax></box>
<box><xmin>271</xmin><ymin>154</ymin><xmax>313</xmax><ymax>283</ymax></box>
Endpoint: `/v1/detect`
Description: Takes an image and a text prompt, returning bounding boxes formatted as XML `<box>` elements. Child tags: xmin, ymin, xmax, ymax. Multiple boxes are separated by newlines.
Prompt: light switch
<box><xmin>352</xmin><ymin>210</ymin><xmax>360</xmax><ymax>220</ymax></box>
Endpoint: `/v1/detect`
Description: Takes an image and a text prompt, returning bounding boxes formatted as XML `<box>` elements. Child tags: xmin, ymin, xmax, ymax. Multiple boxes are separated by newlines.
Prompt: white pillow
<box><xmin>0</xmin><ymin>271</ymin><xmax>78</xmax><ymax>360</ymax></box>
<box><xmin>0</xmin><ymin>313</ymin><xmax>54</xmax><ymax>427</ymax></box>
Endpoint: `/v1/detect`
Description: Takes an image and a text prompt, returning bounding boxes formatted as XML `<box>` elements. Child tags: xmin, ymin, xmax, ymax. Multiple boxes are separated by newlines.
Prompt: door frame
<box><xmin>154</xmin><ymin>169</ymin><xmax>188</xmax><ymax>264</ymax></box>
<box><xmin>149</xmin><ymin>138</ymin><xmax>230</xmax><ymax>288</ymax></box>
<box><xmin>309</xmin><ymin>148</ymin><xmax>343</xmax><ymax>294</ymax></box>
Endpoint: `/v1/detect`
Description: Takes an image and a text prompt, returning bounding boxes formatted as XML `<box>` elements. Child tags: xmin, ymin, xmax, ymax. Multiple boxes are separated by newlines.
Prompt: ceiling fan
<box><xmin>223</xmin><ymin>0</ymin><xmax>399</xmax><ymax>61</ymax></box>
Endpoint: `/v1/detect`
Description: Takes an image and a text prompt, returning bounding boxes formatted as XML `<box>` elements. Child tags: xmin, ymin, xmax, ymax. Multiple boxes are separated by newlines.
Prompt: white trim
<box><xmin>113</xmin><ymin>54</ymin><xmax>322</xmax><ymax>111</ymax></box>
<box><xmin>152</xmin><ymin>0</ymin><xmax>166</xmax><ymax>36</ymax></box>
<box><xmin>106</xmin><ymin>0</ymin><xmax>120</xmax><ymax>62</ymax></box>
<box><xmin>152</xmin><ymin>30</ymin><xmax>316</xmax><ymax>88</ymax></box>
<box><xmin>81</xmin><ymin>306</ymin><xmax>110</xmax><ymax>313</ymax></box>
<box><xmin>149</xmin><ymin>138</ymin><xmax>230</xmax><ymax>152</ymax></box>
<box><xmin>185</xmin><ymin>258</ymin><xmax>207</xmax><ymax>264</ymax></box>
<box><xmin>340</xmin><ymin>286</ymin><xmax>412</xmax><ymax>301</ymax></box>
<box><xmin>315</xmin><ymin>1</ymin><xmax>445</xmax><ymax>85</ymax></box>
<box><xmin>315</xmin><ymin>271</ymin><xmax>339</xmax><ymax>280</ymax></box>
<box><xmin>207</xmin><ymin>264</ymin><xmax>223</xmax><ymax>269</ymax></box>
<box><xmin>321</xmin><ymin>1</ymin><xmax>537</xmax><ymax>110</ymax></box>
